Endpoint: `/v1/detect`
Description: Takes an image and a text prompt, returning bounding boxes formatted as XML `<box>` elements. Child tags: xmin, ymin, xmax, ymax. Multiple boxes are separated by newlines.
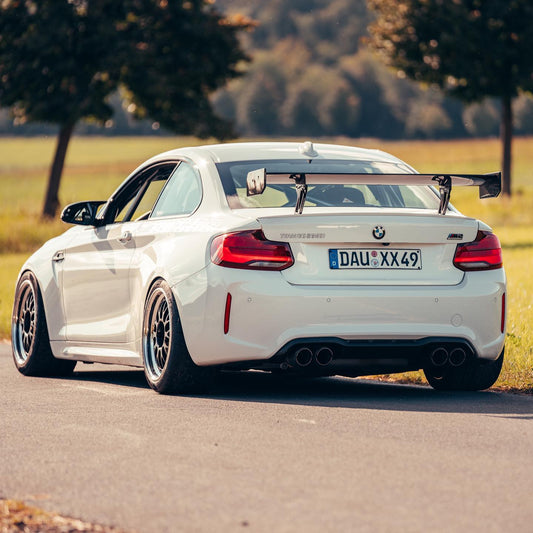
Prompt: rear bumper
<box><xmin>235</xmin><ymin>336</ymin><xmax>479</xmax><ymax>376</ymax></box>
<box><xmin>174</xmin><ymin>266</ymin><xmax>506</xmax><ymax>366</ymax></box>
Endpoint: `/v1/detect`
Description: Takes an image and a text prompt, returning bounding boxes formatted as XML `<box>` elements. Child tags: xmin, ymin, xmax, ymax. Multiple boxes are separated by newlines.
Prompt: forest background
<box><xmin>3</xmin><ymin>0</ymin><xmax>533</xmax><ymax>140</ymax></box>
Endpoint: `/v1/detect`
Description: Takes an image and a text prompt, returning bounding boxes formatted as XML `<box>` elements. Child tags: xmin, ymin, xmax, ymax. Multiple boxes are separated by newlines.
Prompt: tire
<box><xmin>142</xmin><ymin>279</ymin><xmax>216</xmax><ymax>394</ymax></box>
<box><xmin>424</xmin><ymin>348</ymin><xmax>504</xmax><ymax>391</ymax></box>
<box><xmin>12</xmin><ymin>271</ymin><xmax>77</xmax><ymax>377</ymax></box>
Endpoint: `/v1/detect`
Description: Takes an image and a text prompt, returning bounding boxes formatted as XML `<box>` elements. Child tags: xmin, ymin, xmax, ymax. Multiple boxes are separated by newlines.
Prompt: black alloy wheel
<box><xmin>142</xmin><ymin>279</ymin><xmax>216</xmax><ymax>394</ymax></box>
<box><xmin>12</xmin><ymin>271</ymin><xmax>76</xmax><ymax>376</ymax></box>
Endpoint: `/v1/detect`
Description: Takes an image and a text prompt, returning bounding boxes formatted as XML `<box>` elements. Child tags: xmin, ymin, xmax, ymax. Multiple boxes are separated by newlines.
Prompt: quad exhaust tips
<box><xmin>287</xmin><ymin>346</ymin><xmax>334</xmax><ymax>368</ymax></box>
<box><xmin>429</xmin><ymin>346</ymin><xmax>468</xmax><ymax>368</ymax></box>
<box><xmin>284</xmin><ymin>343</ymin><xmax>470</xmax><ymax>370</ymax></box>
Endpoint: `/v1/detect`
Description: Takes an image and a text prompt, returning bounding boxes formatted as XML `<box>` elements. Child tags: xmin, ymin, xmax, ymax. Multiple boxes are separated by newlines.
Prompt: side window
<box><xmin>125</xmin><ymin>178</ymin><xmax>167</xmax><ymax>221</ymax></box>
<box><xmin>111</xmin><ymin>164</ymin><xmax>176</xmax><ymax>224</ymax></box>
<box><xmin>151</xmin><ymin>162</ymin><xmax>202</xmax><ymax>218</ymax></box>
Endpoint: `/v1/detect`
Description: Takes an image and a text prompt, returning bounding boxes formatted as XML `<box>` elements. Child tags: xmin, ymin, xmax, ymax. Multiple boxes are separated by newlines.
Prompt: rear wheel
<box><xmin>424</xmin><ymin>348</ymin><xmax>504</xmax><ymax>391</ymax></box>
<box><xmin>12</xmin><ymin>272</ymin><xmax>76</xmax><ymax>377</ymax></box>
<box><xmin>142</xmin><ymin>279</ymin><xmax>216</xmax><ymax>394</ymax></box>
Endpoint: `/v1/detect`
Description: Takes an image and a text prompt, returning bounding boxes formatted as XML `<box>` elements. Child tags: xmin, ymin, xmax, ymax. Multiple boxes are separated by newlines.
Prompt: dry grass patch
<box><xmin>0</xmin><ymin>499</ymin><xmax>127</xmax><ymax>533</ymax></box>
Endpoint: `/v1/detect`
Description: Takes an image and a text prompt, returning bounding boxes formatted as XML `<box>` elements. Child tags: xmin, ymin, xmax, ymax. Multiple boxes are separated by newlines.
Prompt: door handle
<box><xmin>52</xmin><ymin>251</ymin><xmax>65</xmax><ymax>262</ymax></box>
<box><xmin>119</xmin><ymin>231</ymin><xmax>132</xmax><ymax>244</ymax></box>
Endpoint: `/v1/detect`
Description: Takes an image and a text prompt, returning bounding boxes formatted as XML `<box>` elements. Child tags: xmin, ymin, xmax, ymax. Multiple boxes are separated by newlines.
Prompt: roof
<box><xmin>153</xmin><ymin>141</ymin><xmax>404</xmax><ymax>165</ymax></box>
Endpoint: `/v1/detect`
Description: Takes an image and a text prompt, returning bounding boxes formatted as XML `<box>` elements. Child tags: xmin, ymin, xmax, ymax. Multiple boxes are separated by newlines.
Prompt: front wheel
<box><xmin>142</xmin><ymin>279</ymin><xmax>216</xmax><ymax>394</ymax></box>
<box><xmin>12</xmin><ymin>271</ymin><xmax>76</xmax><ymax>377</ymax></box>
<box><xmin>424</xmin><ymin>348</ymin><xmax>504</xmax><ymax>391</ymax></box>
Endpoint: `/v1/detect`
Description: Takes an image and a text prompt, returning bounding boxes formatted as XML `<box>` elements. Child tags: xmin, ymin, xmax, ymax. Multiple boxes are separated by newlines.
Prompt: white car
<box><xmin>12</xmin><ymin>142</ymin><xmax>506</xmax><ymax>394</ymax></box>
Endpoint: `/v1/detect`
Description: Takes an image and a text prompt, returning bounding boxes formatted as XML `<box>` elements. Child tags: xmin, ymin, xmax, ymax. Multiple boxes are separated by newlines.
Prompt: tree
<box><xmin>368</xmin><ymin>0</ymin><xmax>533</xmax><ymax>196</ymax></box>
<box><xmin>280</xmin><ymin>65</ymin><xmax>360</xmax><ymax>136</ymax></box>
<box><xmin>0</xmin><ymin>1</ymin><xmax>124</xmax><ymax>218</ymax></box>
<box><xmin>119</xmin><ymin>0</ymin><xmax>250</xmax><ymax>140</ymax></box>
<box><xmin>0</xmin><ymin>0</ymin><xmax>249</xmax><ymax>218</ymax></box>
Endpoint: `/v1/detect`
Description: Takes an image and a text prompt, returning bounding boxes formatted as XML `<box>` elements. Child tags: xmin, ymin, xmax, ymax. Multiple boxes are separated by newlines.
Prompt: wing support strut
<box><xmin>433</xmin><ymin>175</ymin><xmax>452</xmax><ymax>215</ymax></box>
<box><xmin>290</xmin><ymin>173</ymin><xmax>307</xmax><ymax>215</ymax></box>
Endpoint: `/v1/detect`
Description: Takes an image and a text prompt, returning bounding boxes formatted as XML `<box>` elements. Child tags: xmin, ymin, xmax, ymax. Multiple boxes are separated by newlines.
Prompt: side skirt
<box><xmin>50</xmin><ymin>341</ymin><xmax>143</xmax><ymax>367</ymax></box>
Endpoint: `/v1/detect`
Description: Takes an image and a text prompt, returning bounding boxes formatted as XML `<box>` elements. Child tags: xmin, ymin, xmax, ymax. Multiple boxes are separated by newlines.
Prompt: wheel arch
<box><xmin>140</xmin><ymin>272</ymin><xmax>197</xmax><ymax>329</ymax></box>
<box><xmin>140</xmin><ymin>273</ymin><xmax>207</xmax><ymax>366</ymax></box>
<box><xmin>13</xmin><ymin>269</ymin><xmax>52</xmax><ymax>337</ymax></box>
<box><xmin>16</xmin><ymin>249</ymin><xmax>67</xmax><ymax>343</ymax></box>
<box><xmin>141</xmin><ymin>275</ymin><xmax>216</xmax><ymax>394</ymax></box>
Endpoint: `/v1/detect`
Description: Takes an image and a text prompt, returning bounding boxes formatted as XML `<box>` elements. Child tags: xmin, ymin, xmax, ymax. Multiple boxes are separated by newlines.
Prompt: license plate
<box><xmin>329</xmin><ymin>248</ymin><xmax>422</xmax><ymax>270</ymax></box>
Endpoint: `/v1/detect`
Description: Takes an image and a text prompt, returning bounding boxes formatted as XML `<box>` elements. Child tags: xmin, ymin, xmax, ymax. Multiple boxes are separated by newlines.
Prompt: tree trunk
<box><xmin>500</xmin><ymin>96</ymin><xmax>512</xmax><ymax>197</ymax></box>
<box><xmin>42</xmin><ymin>122</ymin><xmax>75</xmax><ymax>219</ymax></box>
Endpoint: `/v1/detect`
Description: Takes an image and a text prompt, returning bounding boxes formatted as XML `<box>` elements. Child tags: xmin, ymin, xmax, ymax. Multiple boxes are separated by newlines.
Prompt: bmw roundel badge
<box><xmin>372</xmin><ymin>225</ymin><xmax>385</xmax><ymax>240</ymax></box>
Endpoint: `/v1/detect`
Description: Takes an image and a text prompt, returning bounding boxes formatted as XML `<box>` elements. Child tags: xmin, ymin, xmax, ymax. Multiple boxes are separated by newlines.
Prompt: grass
<box><xmin>0</xmin><ymin>135</ymin><xmax>531</xmax><ymax>392</ymax></box>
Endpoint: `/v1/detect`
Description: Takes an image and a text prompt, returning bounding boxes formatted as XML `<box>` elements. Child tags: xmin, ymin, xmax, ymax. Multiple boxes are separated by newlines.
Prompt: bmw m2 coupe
<box><xmin>12</xmin><ymin>142</ymin><xmax>506</xmax><ymax>393</ymax></box>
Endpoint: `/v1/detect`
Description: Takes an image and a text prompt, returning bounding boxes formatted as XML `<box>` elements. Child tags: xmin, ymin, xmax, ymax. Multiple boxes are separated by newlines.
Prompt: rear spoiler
<box><xmin>246</xmin><ymin>169</ymin><xmax>501</xmax><ymax>215</ymax></box>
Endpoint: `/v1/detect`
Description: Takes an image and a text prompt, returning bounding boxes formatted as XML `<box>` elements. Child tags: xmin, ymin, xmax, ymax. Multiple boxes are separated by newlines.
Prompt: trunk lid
<box><xmin>258</xmin><ymin>211</ymin><xmax>478</xmax><ymax>286</ymax></box>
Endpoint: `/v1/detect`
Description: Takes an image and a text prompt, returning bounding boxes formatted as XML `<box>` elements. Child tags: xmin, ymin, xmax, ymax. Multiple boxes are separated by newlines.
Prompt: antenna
<box><xmin>298</xmin><ymin>141</ymin><xmax>318</xmax><ymax>158</ymax></box>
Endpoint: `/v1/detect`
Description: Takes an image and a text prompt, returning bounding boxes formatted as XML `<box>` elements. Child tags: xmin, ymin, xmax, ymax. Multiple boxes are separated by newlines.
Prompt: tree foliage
<box><xmin>120</xmin><ymin>0</ymin><xmax>248</xmax><ymax>139</ymax></box>
<box><xmin>368</xmin><ymin>0</ymin><xmax>533</xmax><ymax>194</ymax></box>
<box><xmin>213</xmin><ymin>0</ymin><xmax>472</xmax><ymax>139</ymax></box>
<box><xmin>0</xmin><ymin>1</ymin><xmax>124</xmax><ymax>127</ymax></box>
<box><xmin>214</xmin><ymin>0</ymin><xmax>533</xmax><ymax>152</ymax></box>
<box><xmin>368</xmin><ymin>0</ymin><xmax>533</xmax><ymax>102</ymax></box>
<box><xmin>0</xmin><ymin>0</ymin><xmax>249</xmax><ymax>217</ymax></box>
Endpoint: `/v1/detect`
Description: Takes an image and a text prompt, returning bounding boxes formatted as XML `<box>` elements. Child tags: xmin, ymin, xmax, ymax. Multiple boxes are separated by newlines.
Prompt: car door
<box><xmin>126</xmin><ymin>161</ymin><xmax>205</xmax><ymax>341</ymax></box>
<box><xmin>61</xmin><ymin>163</ymin><xmax>175</xmax><ymax>344</ymax></box>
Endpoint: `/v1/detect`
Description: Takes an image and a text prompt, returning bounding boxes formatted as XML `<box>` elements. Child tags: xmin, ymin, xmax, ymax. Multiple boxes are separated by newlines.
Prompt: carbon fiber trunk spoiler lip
<box><xmin>246</xmin><ymin>169</ymin><xmax>501</xmax><ymax>215</ymax></box>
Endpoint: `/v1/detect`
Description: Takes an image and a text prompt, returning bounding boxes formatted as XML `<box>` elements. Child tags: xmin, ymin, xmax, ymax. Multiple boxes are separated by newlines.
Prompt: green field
<box><xmin>1</xmin><ymin>135</ymin><xmax>531</xmax><ymax>392</ymax></box>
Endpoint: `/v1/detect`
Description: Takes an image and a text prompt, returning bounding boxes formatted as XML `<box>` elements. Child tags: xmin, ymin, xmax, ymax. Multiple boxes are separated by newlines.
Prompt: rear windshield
<box><xmin>216</xmin><ymin>159</ymin><xmax>440</xmax><ymax>210</ymax></box>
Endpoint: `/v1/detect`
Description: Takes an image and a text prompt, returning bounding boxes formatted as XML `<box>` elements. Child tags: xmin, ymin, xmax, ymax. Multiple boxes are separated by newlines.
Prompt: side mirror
<box><xmin>246</xmin><ymin>168</ymin><xmax>266</xmax><ymax>196</ymax></box>
<box><xmin>61</xmin><ymin>201</ymin><xmax>106</xmax><ymax>226</ymax></box>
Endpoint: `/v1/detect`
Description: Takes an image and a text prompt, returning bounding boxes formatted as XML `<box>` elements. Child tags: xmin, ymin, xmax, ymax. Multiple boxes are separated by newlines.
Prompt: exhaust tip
<box><xmin>449</xmin><ymin>347</ymin><xmax>467</xmax><ymax>367</ymax></box>
<box><xmin>293</xmin><ymin>347</ymin><xmax>313</xmax><ymax>367</ymax></box>
<box><xmin>430</xmin><ymin>347</ymin><xmax>449</xmax><ymax>367</ymax></box>
<box><xmin>315</xmin><ymin>346</ymin><xmax>334</xmax><ymax>366</ymax></box>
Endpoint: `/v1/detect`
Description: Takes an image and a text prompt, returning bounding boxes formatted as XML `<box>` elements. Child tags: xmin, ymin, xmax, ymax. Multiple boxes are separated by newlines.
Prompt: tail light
<box><xmin>453</xmin><ymin>230</ymin><xmax>503</xmax><ymax>271</ymax></box>
<box><xmin>211</xmin><ymin>230</ymin><xmax>294</xmax><ymax>271</ymax></box>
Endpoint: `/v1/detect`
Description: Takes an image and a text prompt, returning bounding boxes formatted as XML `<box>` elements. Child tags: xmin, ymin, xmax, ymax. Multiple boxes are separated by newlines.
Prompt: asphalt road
<box><xmin>1</xmin><ymin>343</ymin><xmax>532</xmax><ymax>533</ymax></box>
